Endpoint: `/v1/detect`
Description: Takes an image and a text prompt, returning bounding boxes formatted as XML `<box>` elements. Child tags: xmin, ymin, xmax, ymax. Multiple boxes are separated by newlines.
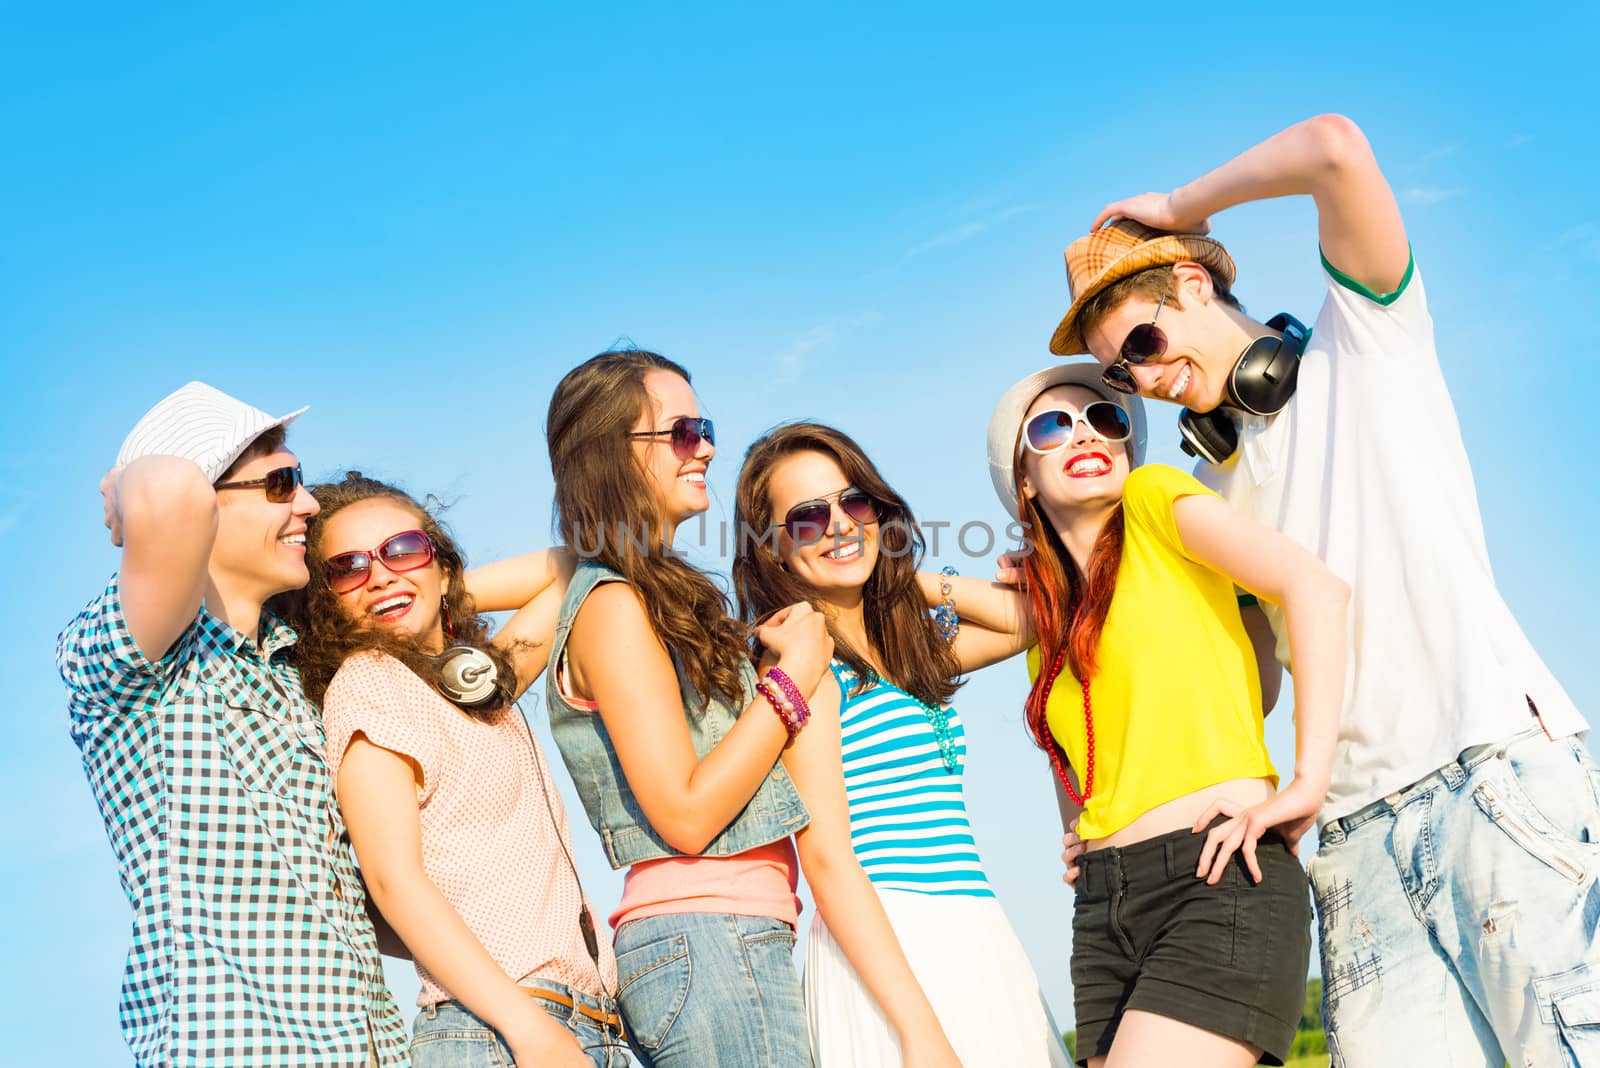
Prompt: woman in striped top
<box><xmin>735</xmin><ymin>422</ymin><xmax>1070</xmax><ymax>1067</ymax></box>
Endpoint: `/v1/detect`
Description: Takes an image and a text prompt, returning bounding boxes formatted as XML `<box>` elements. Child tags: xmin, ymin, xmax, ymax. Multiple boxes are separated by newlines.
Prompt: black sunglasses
<box><xmin>215</xmin><ymin>464</ymin><xmax>304</xmax><ymax>503</ymax></box>
<box><xmin>783</xmin><ymin>487</ymin><xmax>880</xmax><ymax>545</ymax></box>
<box><xmin>628</xmin><ymin>416</ymin><xmax>715</xmax><ymax>460</ymax></box>
<box><xmin>1101</xmin><ymin>295</ymin><xmax>1168</xmax><ymax>396</ymax></box>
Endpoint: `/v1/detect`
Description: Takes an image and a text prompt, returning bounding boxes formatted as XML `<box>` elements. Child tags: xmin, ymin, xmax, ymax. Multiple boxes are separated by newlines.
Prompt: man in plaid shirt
<box><xmin>57</xmin><ymin>382</ymin><xmax>410</xmax><ymax>1067</ymax></box>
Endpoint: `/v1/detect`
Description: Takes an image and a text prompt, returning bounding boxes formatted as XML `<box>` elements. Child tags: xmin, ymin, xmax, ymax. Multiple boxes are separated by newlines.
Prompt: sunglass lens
<box><xmin>1101</xmin><ymin>366</ymin><xmax>1138</xmax><ymax>395</ymax></box>
<box><xmin>324</xmin><ymin>552</ymin><xmax>372</xmax><ymax>593</ymax></box>
<box><xmin>1085</xmin><ymin>402</ymin><xmax>1132</xmax><ymax>442</ymax></box>
<box><xmin>670</xmin><ymin>418</ymin><xmax>713</xmax><ymax>459</ymax></box>
<box><xmin>265</xmin><ymin>465</ymin><xmax>303</xmax><ymax>503</ymax></box>
<box><xmin>838</xmin><ymin>489</ymin><xmax>879</xmax><ymax>525</ymax></box>
<box><xmin>379</xmin><ymin>531</ymin><xmax>434</xmax><ymax>571</ymax></box>
<box><xmin>1024</xmin><ymin>410</ymin><xmax>1074</xmax><ymax>452</ymax></box>
<box><xmin>1122</xmin><ymin>323</ymin><xmax>1167</xmax><ymax>364</ymax></box>
<box><xmin>785</xmin><ymin>502</ymin><xmax>831</xmax><ymax>545</ymax></box>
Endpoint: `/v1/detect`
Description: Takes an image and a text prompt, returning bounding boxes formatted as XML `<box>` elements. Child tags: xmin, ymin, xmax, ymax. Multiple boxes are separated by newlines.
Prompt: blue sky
<box><xmin>4</xmin><ymin>5</ymin><xmax>1598</xmax><ymax>1063</ymax></box>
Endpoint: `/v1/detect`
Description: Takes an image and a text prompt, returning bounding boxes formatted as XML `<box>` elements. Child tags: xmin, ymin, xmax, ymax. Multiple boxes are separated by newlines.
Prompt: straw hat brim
<box><xmin>1048</xmin><ymin>233</ymin><xmax>1237</xmax><ymax>356</ymax></box>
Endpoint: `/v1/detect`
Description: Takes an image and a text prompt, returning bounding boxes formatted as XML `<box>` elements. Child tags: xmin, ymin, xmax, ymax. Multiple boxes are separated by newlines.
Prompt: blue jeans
<box><xmin>410</xmin><ymin>979</ymin><xmax>631</xmax><ymax>1067</ymax></box>
<box><xmin>1311</xmin><ymin>726</ymin><xmax>1600</xmax><ymax>1067</ymax></box>
<box><xmin>613</xmin><ymin>912</ymin><xmax>810</xmax><ymax>1068</ymax></box>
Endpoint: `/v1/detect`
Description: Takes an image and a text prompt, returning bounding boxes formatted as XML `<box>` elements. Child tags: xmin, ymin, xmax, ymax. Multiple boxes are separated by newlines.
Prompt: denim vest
<box><xmin>546</xmin><ymin>561</ymin><xmax>809</xmax><ymax>869</ymax></box>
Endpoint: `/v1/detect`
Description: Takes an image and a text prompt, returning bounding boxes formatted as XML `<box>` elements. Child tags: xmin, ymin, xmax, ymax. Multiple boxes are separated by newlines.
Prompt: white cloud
<box><xmin>774</xmin><ymin>323</ymin><xmax>837</xmax><ymax>383</ymax></box>
<box><xmin>1548</xmin><ymin>222</ymin><xmax>1600</xmax><ymax>263</ymax></box>
<box><xmin>908</xmin><ymin>221</ymin><xmax>986</xmax><ymax>257</ymax></box>
<box><xmin>1401</xmin><ymin>186</ymin><xmax>1466</xmax><ymax>206</ymax></box>
<box><xmin>905</xmin><ymin>202</ymin><xmax>1039</xmax><ymax>258</ymax></box>
<box><xmin>994</xmin><ymin>203</ymin><xmax>1040</xmax><ymax>221</ymax></box>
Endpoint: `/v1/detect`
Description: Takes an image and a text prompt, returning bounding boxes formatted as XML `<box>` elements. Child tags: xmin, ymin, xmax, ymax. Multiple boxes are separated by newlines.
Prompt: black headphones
<box><xmin>1178</xmin><ymin>312</ymin><xmax>1308</xmax><ymax>465</ymax></box>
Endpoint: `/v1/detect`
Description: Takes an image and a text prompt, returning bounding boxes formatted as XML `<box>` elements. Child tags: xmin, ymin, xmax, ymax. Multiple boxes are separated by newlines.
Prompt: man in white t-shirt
<box><xmin>1046</xmin><ymin>115</ymin><xmax>1597</xmax><ymax>1065</ymax></box>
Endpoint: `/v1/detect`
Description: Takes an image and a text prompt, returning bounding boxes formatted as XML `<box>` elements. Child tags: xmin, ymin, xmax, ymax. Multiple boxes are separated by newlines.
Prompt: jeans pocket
<box><xmin>1534</xmin><ymin>964</ymin><xmax>1600</xmax><ymax>1067</ymax></box>
<box><xmin>615</xmin><ymin>932</ymin><xmax>691</xmax><ymax>1052</ymax></box>
<box><xmin>410</xmin><ymin>1026</ymin><xmax>512</xmax><ymax>1068</ymax></box>
<box><xmin>1473</xmin><ymin>778</ymin><xmax>1589</xmax><ymax>884</ymax></box>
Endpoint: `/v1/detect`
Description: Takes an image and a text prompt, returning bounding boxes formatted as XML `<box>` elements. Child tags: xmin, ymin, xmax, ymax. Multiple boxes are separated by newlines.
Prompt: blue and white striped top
<box><xmin>831</xmin><ymin>660</ymin><xmax>993</xmax><ymax>897</ymax></box>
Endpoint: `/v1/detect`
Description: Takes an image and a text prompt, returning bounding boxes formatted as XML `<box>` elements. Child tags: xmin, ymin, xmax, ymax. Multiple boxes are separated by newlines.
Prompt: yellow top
<box><xmin>1027</xmin><ymin>464</ymin><xmax>1277</xmax><ymax>841</ymax></box>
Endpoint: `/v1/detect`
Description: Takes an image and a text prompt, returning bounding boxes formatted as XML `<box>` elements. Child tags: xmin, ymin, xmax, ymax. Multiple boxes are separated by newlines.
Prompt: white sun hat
<box><xmin>116</xmin><ymin>381</ymin><xmax>309</xmax><ymax>483</ymax></box>
<box><xmin>986</xmin><ymin>361</ymin><xmax>1148</xmax><ymax>520</ymax></box>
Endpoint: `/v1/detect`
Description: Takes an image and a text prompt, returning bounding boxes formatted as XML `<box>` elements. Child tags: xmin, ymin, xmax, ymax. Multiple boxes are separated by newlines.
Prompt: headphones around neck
<box><xmin>431</xmin><ymin>644</ymin><xmax>622</xmax><ymax>1039</ymax></box>
<box><xmin>432</xmin><ymin>645</ymin><xmax>502</xmax><ymax>709</ymax></box>
<box><xmin>1178</xmin><ymin>312</ymin><xmax>1308</xmax><ymax>466</ymax></box>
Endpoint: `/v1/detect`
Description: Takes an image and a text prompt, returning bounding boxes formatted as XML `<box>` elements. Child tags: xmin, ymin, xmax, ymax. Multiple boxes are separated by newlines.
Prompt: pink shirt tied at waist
<box><xmin>323</xmin><ymin>652</ymin><xmax>619</xmax><ymax>1006</ymax></box>
<box><xmin>557</xmin><ymin>656</ymin><xmax>802</xmax><ymax>932</ymax></box>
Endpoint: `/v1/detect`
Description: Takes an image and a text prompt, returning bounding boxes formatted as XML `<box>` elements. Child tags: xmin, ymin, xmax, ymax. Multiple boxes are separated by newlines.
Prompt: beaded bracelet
<box><xmin>763</xmin><ymin>667</ymin><xmax>811</xmax><ymax>730</ymax></box>
<box><xmin>754</xmin><ymin>679</ymin><xmax>801</xmax><ymax>736</ymax></box>
<box><xmin>932</xmin><ymin>564</ymin><xmax>959</xmax><ymax>643</ymax></box>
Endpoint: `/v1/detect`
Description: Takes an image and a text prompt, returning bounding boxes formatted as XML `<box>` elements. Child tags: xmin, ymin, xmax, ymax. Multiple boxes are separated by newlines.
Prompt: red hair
<box><xmin>1017</xmin><ymin>466</ymin><xmax>1126</xmax><ymax>762</ymax></box>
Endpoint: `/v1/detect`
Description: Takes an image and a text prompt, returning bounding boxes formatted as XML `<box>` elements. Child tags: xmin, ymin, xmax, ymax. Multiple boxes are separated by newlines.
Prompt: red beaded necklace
<box><xmin>1039</xmin><ymin>646</ymin><xmax>1095</xmax><ymax>805</ymax></box>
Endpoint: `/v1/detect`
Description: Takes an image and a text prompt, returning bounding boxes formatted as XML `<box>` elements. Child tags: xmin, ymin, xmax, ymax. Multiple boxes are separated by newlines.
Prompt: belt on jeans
<box><xmin>523</xmin><ymin>986</ymin><xmax>626</xmax><ymax>1035</ymax></box>
<box><xmin>1323</xmin><ymin>721</ymin><xmax>1550</xmax><ymax>839</ymax></box>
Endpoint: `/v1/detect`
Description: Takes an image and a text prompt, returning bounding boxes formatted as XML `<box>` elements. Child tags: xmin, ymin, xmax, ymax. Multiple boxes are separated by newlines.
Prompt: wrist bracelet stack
<box><xmin>933</xmin><ymin>564</ymin><xmax>960</xmax><ymax>643</ymax></box>
<box><xmin>755</xmin><ymin>666</ymin><xmax>811</xmax><ymax>736</ymax></box>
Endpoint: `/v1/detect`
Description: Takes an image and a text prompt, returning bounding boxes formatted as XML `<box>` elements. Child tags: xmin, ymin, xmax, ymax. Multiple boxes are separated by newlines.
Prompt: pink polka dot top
<box><xmin>323</xmin><ymin>652</ymin><xmax>618</xmax><ymax>1006</ymax></box>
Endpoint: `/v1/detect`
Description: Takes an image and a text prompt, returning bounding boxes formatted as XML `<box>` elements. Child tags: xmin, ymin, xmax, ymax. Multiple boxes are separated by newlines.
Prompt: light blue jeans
<box><xmin>1310</xmin><ymin>725</ymin><xmax>1600</xmax><ymax>1067</ymax></box>
<box><xmin>410</xmin><ymin>978</ymin><xmax>631</xmax><ymax>1067</ymax></box>
<box><xmin>612</xmin><ymin>912</ymin><xmax>810</xmax><ymax>1068</ymax></box>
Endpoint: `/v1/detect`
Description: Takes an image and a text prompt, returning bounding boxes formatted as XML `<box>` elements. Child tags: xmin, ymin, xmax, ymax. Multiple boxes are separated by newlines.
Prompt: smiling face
<box><xmin>633</xmin><ymin>368</ymin><xmax>713</xmax><ymax>529</ymax></box>
<box><xmin>768</xmin><ymin>449</ymin><xmax>879</xmax><ymax>600</ymax></box>
<box><xmin>1019</xmin><ymin>385</ymin><xmax>1133</xmax><ymax>524</ymax></box>
<box><xmin>1082</xmin><ymin>264</ymin><xmax>1239</xmax><ymax>414</ymax></box>
<box><xmin>317</xmin><ymin>497</ymin><xmax>448</xmax><ymax>651</ymax></box>
<box><xmin>211</xmin><ymin>448</ymin><xmax>321</xmax><ymax>601</ymax></box>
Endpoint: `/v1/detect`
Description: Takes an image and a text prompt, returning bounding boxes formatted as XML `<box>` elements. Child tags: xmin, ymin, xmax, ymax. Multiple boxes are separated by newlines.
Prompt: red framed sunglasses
<box><xmin>323</xmin><ymin>529</ymin><xmax>436</xmax><ymax>594</ymax></box>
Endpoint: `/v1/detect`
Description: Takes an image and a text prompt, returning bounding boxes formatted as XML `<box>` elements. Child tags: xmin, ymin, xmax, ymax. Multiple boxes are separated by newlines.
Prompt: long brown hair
<box><xmin>546</xmin><ymin>350</ymin><xmax>749</xmax><ymax>708</ymax></box>
<box><xmin>1016</xmin><ymin>436</ymin><xmax>1125</xmax><ymax>758</ymax></box>
<box><xmin>271</xmin><ymin>472</ymin><xmax>518</xmax><ymax>714</ymax></box>
<box><xmin>733</xmin><ymin>422</ymin><xmax>961</xmax><ymax>707</ymax></box>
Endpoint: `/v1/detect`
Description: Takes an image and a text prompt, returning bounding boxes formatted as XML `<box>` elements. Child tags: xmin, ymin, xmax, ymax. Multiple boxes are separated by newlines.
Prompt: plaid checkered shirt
<box><xmin>57</xmin><ymin>575</ymin><xmax>410</xmax><ymax>1067</ymax></box>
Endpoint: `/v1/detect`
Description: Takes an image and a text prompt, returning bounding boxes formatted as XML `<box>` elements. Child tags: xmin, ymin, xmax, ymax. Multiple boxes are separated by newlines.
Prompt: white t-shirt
<box><xmin>1196</xmin><ymin>254</ymin><xmax>1586</xmax><ymax>822</ymax></box>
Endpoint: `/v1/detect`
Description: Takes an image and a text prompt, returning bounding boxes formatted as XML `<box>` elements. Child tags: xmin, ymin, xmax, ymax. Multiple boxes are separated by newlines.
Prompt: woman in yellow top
<box><xmin>983</xmin><ymin>362</ymin><xmax>1350</xmax><ymax>1068</ymax></box>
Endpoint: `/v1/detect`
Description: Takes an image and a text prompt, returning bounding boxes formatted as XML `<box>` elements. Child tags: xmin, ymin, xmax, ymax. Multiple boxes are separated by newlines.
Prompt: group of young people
<box><xmin>59</xmin><ymin>113</ymin><xmax>1599</xmax><ymax>1068</ymax></box>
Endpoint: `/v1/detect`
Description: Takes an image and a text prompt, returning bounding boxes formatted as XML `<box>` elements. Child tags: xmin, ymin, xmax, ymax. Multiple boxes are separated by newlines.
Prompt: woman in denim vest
<box><xmin>544</xmin><ymin>350</ymin><xmax>963</xmax><ymax>1067</ymax></box>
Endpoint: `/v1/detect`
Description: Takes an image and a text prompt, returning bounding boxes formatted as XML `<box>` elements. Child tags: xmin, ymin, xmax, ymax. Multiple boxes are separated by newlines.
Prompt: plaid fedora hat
<box><xmin>1048</xmin><ymin>219</ymin><xmax>1237</xmax><ymax>356</ymax></box>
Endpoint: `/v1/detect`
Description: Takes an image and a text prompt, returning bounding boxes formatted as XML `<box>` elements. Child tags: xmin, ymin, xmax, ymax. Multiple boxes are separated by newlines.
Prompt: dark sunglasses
<box><xmin>1022</xmin><ymin>402</ymin><xmax>1132</xmax><ymax>454</ymax></box>
<box><xmin>323</xmin><ymin>529</ymin><xmax>436</xmax><ymax>594</ymax></box>
<box><xmin>1101</xmin><ymin>295</ymin><xmax>1168</xmax><ymax>396</ymax></box>
<box><xmin>215</xmin><ymin>464</ymin><xmax>304</xmax><ymax>503</ymax></box>
<box><xmin>628</xmin><ymin>416</ymin><xmax>715</xmax><ymax>460</ymax></box>
<box><xmin>783</xmin><ymin>487</ymin><xmax>879</xmax><ymax>545</ymax></box>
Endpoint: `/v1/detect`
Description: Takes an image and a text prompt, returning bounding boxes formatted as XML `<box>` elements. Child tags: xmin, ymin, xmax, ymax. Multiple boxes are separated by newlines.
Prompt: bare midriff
<box><xmin>1085</xmin><ymin>776</ymin><xmax>1277</xmax><ymax>852</ymax></box>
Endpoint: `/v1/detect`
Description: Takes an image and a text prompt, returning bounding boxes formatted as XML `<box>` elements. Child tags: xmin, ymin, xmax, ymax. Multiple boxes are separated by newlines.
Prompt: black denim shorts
<box><xmin>1070</xmin><ymin>818</ymin><xmax>1313</xmax><ymax>1065</ymax></box>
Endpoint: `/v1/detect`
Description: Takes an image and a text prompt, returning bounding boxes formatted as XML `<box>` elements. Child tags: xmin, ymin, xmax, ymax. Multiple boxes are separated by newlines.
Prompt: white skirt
<box><xmin>804</xmin><ymin>887</ymin><xmax>1072</xmax><ymax>1068</ymax></box>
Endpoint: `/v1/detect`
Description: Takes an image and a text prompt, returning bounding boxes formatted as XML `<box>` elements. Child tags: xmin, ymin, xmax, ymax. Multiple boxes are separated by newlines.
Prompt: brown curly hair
<box><xmin>733</xmin><ymin>422</ymin><xmax>961</xmax><ymax>707</ymax></box>
<box><xmin>546</xmin><ymin>350</ymin><xmax>750</xmax><ymax>708</ymax></box>
<box><xmin>270</xmin><ymin>472</ymin><xmax>518</xmax><ymax>715</ymax></box>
